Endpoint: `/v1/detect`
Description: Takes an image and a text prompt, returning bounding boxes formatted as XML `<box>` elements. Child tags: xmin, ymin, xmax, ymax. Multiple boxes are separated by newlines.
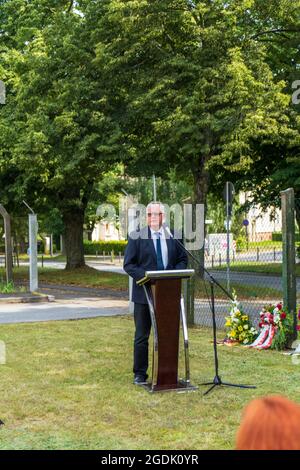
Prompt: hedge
<box><xmin>272</xmin><ymin>232</ymin><xmax>300</xmax><ymax>242</ymax></box>
<box><xmin>83</xmin><ymin>240</ymin><xmax>128</xmax><ymax>255</ymax></box>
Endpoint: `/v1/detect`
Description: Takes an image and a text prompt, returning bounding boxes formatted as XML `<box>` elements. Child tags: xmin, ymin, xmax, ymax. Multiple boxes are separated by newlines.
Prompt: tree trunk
<box><xmin>62</xmin><ymin>209</ymin><xmax>86</xmax><ymax>269</ymax></box>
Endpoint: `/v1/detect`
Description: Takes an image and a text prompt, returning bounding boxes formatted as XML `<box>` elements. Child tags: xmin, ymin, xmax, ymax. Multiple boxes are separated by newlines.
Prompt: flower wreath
<box><xmin>248</xmin><ymin>303</ymin><xmax>293</xmax><ymax>350</ymax></box>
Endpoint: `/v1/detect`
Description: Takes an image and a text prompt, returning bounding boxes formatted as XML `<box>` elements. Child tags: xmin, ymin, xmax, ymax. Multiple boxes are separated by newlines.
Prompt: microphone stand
<box><xmin>164</xmin><ymin>226</ymin><xmax>256</xmax><ymax>395</ymax></box>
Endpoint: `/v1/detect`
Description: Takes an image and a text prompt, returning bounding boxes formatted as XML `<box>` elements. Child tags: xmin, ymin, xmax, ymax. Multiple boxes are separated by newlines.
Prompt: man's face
<box><xmin>146</xmin><ymin>204</ymin><xmax>163</xmax><ymax>231</ymax></box>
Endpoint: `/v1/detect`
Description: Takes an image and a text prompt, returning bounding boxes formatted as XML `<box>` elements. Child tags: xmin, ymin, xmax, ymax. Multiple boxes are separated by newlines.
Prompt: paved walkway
<box><xmin>0</xmin><ymin>284</ymin><xmax>130</xmax><ymax>324</ymax></box>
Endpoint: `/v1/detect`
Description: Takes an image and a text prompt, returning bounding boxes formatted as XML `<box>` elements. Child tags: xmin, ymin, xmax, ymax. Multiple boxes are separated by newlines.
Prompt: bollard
<box><xmin>119</xmin><ymin>251</ymin><xmax>121</xmax><ymax>264</ymax></box>
<box><xmin>273</xmin><ymin>247</ymin><xmax>276</xmax><ymax>261</ymax></box>
<box><xmin>42</xmin><ymin>255</ymin><xmax>44</xmax><ymax>268</ymax></box>
<box><xmin>256</xmin><ymin>247</ymin><xmax>260</xmax><ymax>262</ymax></box>
<box><xmin>111</xmin><ymin>250</ymin><xmax>114</xmax><ymax>263</ymax></box>
<box><xmin>219</xmin><ymin>253</ymin><xmax>221</xmax><ymax>267</ymax></box>
<box><xmin>211</xmin><ymin>255</ymin><xmax>214</xmax><ymax>268</ymax></box>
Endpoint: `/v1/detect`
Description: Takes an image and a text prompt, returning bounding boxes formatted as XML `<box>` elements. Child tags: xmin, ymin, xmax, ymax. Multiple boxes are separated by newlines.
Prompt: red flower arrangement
<box><xmin>255</xmin><ymin>303</ymin><xmax>293</xmax><ymax>350</ymax></box>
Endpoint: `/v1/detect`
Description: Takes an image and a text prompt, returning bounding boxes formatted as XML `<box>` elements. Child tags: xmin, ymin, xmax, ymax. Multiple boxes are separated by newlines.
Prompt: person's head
<box><xmin>146</xmin><ymin>201</ymin><xmax>165</xmax><ymax>231</ymax></box>
<box><xmin>236</xmin><ymin>395</ymin><xmax>300</xmax><ymax>450</ymax></box>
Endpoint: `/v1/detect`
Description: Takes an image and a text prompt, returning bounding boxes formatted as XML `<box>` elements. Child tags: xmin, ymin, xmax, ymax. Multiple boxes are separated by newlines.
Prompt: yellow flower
<box><xmin>225</xmin><ymin>320</ymin><xmax>231</xmax><ymax>327</ymax></box>
<box><xmin>230</xmin><ymin>330</ymin><xmax>236</xmax><ymax>338</ymax></box>
<box><xmin>238</xmin><ymin>326</ymin><xmax>243</xmax><ymax>332</ymax></box>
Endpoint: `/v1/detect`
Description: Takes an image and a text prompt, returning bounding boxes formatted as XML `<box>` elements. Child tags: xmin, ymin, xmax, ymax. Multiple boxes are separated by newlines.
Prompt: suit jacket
<box><xmin>123</xmin><ymin>226</ymin><xmax>188</xmax><ymax>304</ymax></box>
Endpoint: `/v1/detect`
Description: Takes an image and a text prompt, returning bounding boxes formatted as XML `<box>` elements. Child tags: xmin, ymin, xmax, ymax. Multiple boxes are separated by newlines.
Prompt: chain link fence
<box><xmin>0</xmin><ymin>216</ymin><xmax>30</xmax><ymax>269</ymax></box>
<box><xmin>185</xmin><ymin>190</ymin><xmax>299</xmax><ymax>331</ymax></box>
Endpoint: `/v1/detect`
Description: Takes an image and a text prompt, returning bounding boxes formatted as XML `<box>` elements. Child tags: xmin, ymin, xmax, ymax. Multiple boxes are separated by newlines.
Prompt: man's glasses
<box><xmin>147</xmin><ymin>212</ymin><xmax>162</xmax><ymax>217</ymax></box>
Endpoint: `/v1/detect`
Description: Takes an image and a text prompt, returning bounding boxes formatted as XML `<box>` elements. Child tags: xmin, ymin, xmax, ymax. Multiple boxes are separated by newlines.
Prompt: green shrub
<box><xmin>272</xmin><ymin>232</ymin><xmax>282</xmax><ymax>242</ymax></box>
<box><xmin>272</xmin><ymin>232</ymin><xmax>300</xmax><ymax>242</ymax></box>
<box><xmin>236</xmin><ymin>236</ymin><xmax>247</xmax><ymax>251</ymax></box>
<box><xmin>83</xmin><ymin>240</ymin><xmax>128</xmax><ymax>255</ymax></box>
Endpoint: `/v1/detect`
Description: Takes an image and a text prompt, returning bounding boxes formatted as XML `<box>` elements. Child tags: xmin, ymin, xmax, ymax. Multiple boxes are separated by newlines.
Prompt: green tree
<box><xmin>89</xmin><ymin>0</ymin><xmax>292</xmax><ymax>266</ymax></box>
<box><xmin>0</xmin><ymin>1</ymin><xmax>123</xmax><ymax>268</ymax></box>
<box><xmin>209</xmin><ymin>0</ymin><xmax>300</xmax><ymax>224</ymax></box>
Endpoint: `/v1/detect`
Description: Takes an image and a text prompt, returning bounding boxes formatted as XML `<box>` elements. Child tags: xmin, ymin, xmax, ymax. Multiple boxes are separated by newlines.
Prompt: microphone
<box><xmin>162</xmin><ymin>227</ymin><xmax>234</xmax><ymax>301</ymax></box>
<box><xmin>163</xmin><ymin>223</ymin><xmax>173</xmax><ymax>239</ymax></box>
<box><xmin>163</xmin><ymin>223</ymin><xmax>198</xmax><ymax>263</ymax></box>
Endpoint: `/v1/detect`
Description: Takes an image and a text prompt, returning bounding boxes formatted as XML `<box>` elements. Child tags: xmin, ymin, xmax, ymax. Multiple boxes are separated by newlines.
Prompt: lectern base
<box><xmin>142</xmin><ymin>379</ymin><xmax>198</xmax><ymax>394</ymax></box>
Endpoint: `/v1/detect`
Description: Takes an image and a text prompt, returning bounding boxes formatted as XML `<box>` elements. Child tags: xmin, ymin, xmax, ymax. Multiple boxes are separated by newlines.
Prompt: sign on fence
<box><xmin>206</xmin><ymin>233</ymin><xmax>235</xmax><ymax>257</ymax></box>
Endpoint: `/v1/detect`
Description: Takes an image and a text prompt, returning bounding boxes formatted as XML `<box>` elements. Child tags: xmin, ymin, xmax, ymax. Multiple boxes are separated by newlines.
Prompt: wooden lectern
<box><xmin>137</xmin><ymin>269</ymin><xmax>197</xmax><ymax>393</ymax></box>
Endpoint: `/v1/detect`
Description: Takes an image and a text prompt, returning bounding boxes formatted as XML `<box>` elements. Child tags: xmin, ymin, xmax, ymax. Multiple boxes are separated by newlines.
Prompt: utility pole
<box><xmin>153</xmin><ymin>174</ymin><xmax>157</xmax><ymax>201</ymax></box>
<box><xmin>223</xmin><ymin>182</ymin><xmax>234</xmax><ymax>293</ymax></box>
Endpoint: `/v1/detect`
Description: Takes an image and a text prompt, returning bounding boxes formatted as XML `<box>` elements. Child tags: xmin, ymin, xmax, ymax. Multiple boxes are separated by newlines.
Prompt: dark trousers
<box><xmin>133</xmin><ymin>303</ymin><xmax>152</xmax><ymax>378</ymax></box>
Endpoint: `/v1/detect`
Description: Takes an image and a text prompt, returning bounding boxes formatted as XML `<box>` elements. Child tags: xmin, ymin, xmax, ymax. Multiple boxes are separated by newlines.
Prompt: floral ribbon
<box><xmin>248</xmin><ymin>326</ymin><xmax>269</xmax><ymax>348</ymax></box>
<box><xmin>247</xmin><ymin>324</ymin><xmax>276</xmax><ymax>350</ymax></box>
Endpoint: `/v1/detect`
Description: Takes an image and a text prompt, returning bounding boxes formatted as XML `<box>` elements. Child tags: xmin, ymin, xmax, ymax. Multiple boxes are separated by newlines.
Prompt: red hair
<box><xmin>236</xmin><ymin>395</ymin><xmax>300</xmax><ymax>450</ymax></box>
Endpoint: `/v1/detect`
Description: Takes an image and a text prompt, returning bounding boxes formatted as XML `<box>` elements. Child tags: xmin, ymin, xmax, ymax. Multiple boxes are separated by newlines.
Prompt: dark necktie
<box><xmin>155</xmin><ymin>233</ymin><xmax>164</xmax><ymax>270</ymax></box>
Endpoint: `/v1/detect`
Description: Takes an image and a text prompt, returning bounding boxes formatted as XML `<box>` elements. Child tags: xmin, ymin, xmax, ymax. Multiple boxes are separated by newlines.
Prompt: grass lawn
<box><xmin>1</xmin><ymin>266</ymin><xmax>128</xmax><ymax>291</ymax></box>
<box><xmin>246</xmin><ymin>241</ymin><xmax>282</xmax><ymax>249</ymax></box>
<box><xmin>213</xmin><ymin>262</ymin><xmax>300</xmax><ymax>277</ymax></box>
<box><xmin>3</xmin><ymin>266</ymin><xmax>282</xmax><ymax>300</ymax></box>
<box><xmin>0</xmin><ymin>316</ymin><xmax>298</xmax><ymax>450</ymax></box>
<box><xmin>17</xmin><ymin>254</ymin><xmax>66</xmax><ymax>262</ymax></box>
<box><xmin>194</xmin><ymin>278</ymin><xmax>282</xmax><ymax>300</ymax></box>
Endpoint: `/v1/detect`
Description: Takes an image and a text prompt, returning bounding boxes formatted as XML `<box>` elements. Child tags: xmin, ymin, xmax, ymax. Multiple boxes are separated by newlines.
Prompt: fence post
<box><xmin>185</xmin><ymin>277</ymin><xmax>195</xmax><ymax>326</ymax></box>
<box><xmin>29</xmin><ymin>213</ymin><xmax>38</xmax><ymax>292</ymax></box>
<box><xmin>0</xmin><ymin>205</ymin><xmax>13</xmax><ymax>283</ymax></box>
<box><xmin>281</xmin><ymin>188</ymin><xmax>297</xmax><ymax>342</ymax></box>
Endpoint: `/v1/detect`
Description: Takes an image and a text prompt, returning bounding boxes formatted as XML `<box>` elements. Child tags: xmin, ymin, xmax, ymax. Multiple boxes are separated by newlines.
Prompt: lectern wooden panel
<box><xmin>137</xmin><ymin>269</ymin><xmax>196</xmax><ymax>393</ymax></box>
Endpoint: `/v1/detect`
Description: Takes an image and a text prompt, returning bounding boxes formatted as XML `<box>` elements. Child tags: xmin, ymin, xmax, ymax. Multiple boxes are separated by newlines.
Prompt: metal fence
<box><xmin>185</xmin><ymin>189</ymin><xmax>299</xmax><ymax>332</ymax></box>
<box><xmin>0</xmin><ymin>216</ymin><xmax>29</xmax><ymax>269</ymax></box>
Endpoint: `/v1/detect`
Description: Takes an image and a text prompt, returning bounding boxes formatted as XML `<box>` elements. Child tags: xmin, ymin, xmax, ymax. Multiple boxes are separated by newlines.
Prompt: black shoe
<box><xmin>133</xmin><ymin>375</ymin><xmax>148</xmax><ymax>385</ymax></box>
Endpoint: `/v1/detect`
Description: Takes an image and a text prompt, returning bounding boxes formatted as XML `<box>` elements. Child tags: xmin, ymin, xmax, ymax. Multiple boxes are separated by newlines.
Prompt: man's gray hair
<box><xmin>146</xmin><ymin>201</ymin><xmax>165</xmax><ymax>214</ymax></box>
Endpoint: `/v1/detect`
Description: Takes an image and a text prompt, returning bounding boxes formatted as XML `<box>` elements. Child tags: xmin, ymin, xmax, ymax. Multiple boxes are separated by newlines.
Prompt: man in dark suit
<box><xmin>123</xmin><ymin>202</ymin><xmax>188</xmax><ymax>385</ymax></box>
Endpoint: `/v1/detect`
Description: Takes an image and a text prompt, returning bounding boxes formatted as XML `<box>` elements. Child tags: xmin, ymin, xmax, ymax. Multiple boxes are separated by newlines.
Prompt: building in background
<box><xmin>91</xmin><ymin>221</ymin><xmax>121</xmax><ymax>241</ymax></box>
<box><xmin>240</xmin><ymin>192</ymin><xmax>282</xmax><ymax>241</ymax></box>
